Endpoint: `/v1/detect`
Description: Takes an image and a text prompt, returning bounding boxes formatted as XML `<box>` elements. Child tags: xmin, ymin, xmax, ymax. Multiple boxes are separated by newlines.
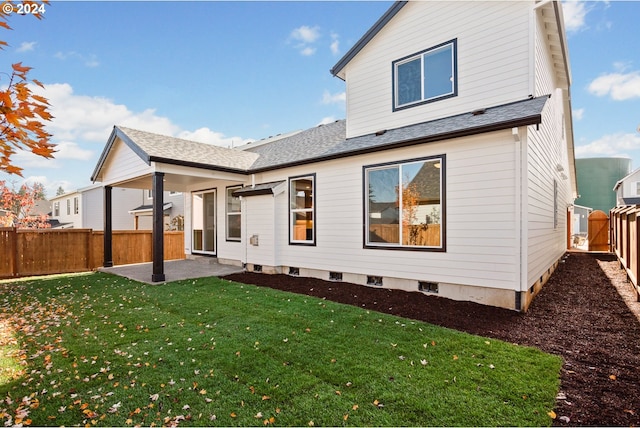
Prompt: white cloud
<box><xmin>322</xmin><ymin>90</ymin><xmax>345</xmax><ymax>105</ymax></box>
<box><xmin>290</xmin><ymin>25</ymin><xmax>320</xmax><ymax>44</ymax></box>
<box><xmin>317</xmin><ymin>116</ymin><xmax>337</xmax><ymax>126</ymax></box>
<box><xmin>17</xmin><ymin>81</ymin><xmax>255</xmax><ymax>193</ymax></box>
<box><xmin>34</xmin><ymin>82</ymin><xmax>252</xmax><ymax>150</ymax></box>
<box><xmin>300</xmin><ymin>46</ymin><xmax>316</xmax><ymax>56</ymax></box>
<box><xmin>17</xmin><ymin>41</ymin><xmax>36</xmax><ymax>52</ymax></box>
<box><xmin>54</xmin><ymin>51</ymin><xmax>100</xmax><ymax>68</ymax></box>
<box><xmin>575</xmin><ymin>133</ymin><xmax>640</xmax><ymax>158</ymax></box>
<box><xmin>289</xmin><ymin>25</ymin><xmax>321</xmax><ymax>56</ymax></box>
<box><xmin>588</xmin><ymin>71</ymin><xmax>640</xmax><ymax>100</ymax></box>
<box><xmin>572</xmin><ymin>108</ymin><xmax>584</xmax><ymax>120</ymax></box>
<box><xmin>330</xmin><ymin>32</ymin><xmax>339</xmax><ymax>55</ymax></box>
<box><xmin>54</xmin><ymin>141</ymin><xmax>94</xmax><ymax>161</ymax></box>
<box><xmin>562</xmin><ymin>1</ymin><xmax>588</xmax><ymax>32</ymax></box>
<box><xmin>178</xmin><ymin>127</ymin><xmax>253</xmax><ymax>148</ymax></box>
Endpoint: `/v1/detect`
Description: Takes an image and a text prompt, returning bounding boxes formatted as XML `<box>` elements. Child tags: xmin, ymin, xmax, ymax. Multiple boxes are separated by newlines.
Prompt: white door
<box><xmin>192</xmin><ymin>190</ymin><xmax>216</xmax><ymax>255</ymax></box>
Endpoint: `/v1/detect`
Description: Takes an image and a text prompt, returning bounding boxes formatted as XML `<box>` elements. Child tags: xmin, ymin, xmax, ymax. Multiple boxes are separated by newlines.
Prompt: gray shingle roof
<box><xmin>95</xmin><ymin>96</ymin><xmax>548</xmax><ymax>181</ymax></box>
<box><xmin>117</xmin><ymin>126</ymin><xmax>259</xmax><ymax>172</ymax></box>
<box><xmin>245</xmin><ymin>95</ymin><xmax>549</xmax><ymax>171</ymax></box>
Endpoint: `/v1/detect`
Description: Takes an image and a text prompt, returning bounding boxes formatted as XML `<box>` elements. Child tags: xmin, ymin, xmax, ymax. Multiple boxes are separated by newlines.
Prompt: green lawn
<box><xmin>0</xmin><ymin>272</ymin><xmax>561</xmax><ymax>426</ymax></box>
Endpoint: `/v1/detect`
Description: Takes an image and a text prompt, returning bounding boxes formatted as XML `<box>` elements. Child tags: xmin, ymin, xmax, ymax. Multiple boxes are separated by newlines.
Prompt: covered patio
<box><xmin>98</xmin><ymin>257</ymin><xmax>243</xmax><ymax>284</ymax></box>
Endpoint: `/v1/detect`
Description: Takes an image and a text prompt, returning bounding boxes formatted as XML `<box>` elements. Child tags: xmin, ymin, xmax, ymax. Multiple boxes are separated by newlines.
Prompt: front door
<box><xmin>192</xmin><ymin>190</ymin><xmax>216</xmax><ymax>255</ymax></box>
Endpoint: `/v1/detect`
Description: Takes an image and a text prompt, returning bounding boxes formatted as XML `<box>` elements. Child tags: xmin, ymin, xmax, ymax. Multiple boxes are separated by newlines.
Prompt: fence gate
<box><xmin>588</xmin><ymin>210</ymin><xmax>609</xmax><ymax>251</ymax></box>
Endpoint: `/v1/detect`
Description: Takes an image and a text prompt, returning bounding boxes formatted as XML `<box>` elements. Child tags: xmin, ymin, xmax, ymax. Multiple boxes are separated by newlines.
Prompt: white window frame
<box><xmin>289</xmin><ymin>174</ymin><xmax>316</xmax><ymax>245</ymax></box>
<box><xmin>393</xmin><ymin>39</ymin><xmax>457</xmax><ymax>110</ymax></box>
<box><xmin>226</xmin><ymin>186</ymin><xmax>241</xmax><ymax>242</ymax></box>
<box><xmin>53</xmin><ymin>202</ymin><xmax>59</xmax><ymax>217</ymax></box>
<box><xmin>73</xmin><ymin>196</ymin><xmax>79</xmax><ymax>215</ymax></box>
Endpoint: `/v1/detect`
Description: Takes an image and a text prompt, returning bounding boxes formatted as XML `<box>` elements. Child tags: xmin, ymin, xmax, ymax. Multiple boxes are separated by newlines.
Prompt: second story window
<box><xmin>393</xmin><ymin>39</ymin><xmax>457</xmax><ymax>110</ymax></box>
<box><xmin>74</xmin><ymin>197</ymin><xmax>79</xmax><ymax>215</ymax></box>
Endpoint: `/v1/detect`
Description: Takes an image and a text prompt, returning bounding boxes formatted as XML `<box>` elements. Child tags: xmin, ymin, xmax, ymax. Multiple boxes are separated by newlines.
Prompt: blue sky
<box><xmin>0</xmin><ymin>1</ymin><xmax>639</xmax><ymax>197</ymax></box>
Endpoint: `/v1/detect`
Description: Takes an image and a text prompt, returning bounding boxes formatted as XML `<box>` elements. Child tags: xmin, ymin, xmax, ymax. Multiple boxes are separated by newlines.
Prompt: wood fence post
<box><xmin>11</xmin><ymin>227</ymin><xmax>18</xmax><ymax>277</ymax></box>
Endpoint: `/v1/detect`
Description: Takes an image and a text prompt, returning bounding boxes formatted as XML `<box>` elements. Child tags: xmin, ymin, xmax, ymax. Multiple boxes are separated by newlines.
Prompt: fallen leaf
<box><xmin>262</xmin><ymin>395</ymin><xmax>270</xmax><ymax>401</ymax></box>
<box><xmin>453</xmin><ymin>355</ymin><xmax>459</xmax><ymax>360</ymax></box>
<box><xmin>548</xmin><ymin>410</ymin><xmax>557</xmax><ymax>419</ymax></box>
<box><xmin>352</xmin><ymin>404</ymin><xmax>359</xmax><ymax>410</ymax></box>
<box><xmin>609</xmin><ymin>374</ymin><xmax>617</xmax><ymax>380</ymax></box>
<box><xmin>230</xmin><ymin>412</ymin><xmax>237</xmax><ymax>418</ymax></box>
<box><xmin>343</xmin><ymin>414</ymin><xmax>349</xmax><ymax>421</ymax></box>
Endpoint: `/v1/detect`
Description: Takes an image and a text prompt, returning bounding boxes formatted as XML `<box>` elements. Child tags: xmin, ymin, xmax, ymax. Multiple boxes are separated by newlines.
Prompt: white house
<box><xmin>90</xmin><ymin>0</ymin><xmax>576</xmax><ymax>311</ymax></box>
<box><xmin>49</xmin><ymin>185</ymin><xmax>184</xmax><ymax>230</ymax></box>
<box><xmin>613</xmin><ymin>167</ymin><xmax>640</xmax><ymax>207</ymax></box>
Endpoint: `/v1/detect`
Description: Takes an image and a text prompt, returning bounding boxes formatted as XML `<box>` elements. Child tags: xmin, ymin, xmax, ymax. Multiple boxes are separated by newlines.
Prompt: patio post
<box><xmin>152</xmin><ymin>172</ymin><xmax>166</xmax><ymax>282</ymax></box>
<box><xmin>103</xmin><ymin>185</ymin><xmax>113</xmax><ymax>267</ymax></box>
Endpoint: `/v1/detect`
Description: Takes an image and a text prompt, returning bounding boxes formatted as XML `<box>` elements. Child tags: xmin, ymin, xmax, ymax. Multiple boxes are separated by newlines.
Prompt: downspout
<box><xmin>241</xmin><ymin>196</ymin><xmax>247</xmax><ymax>272</ymax></box>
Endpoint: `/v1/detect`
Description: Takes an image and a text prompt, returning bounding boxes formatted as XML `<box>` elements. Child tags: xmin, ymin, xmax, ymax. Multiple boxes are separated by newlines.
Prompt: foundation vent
<box><xmin>329</xmin><ymin>272</ymin><xmax>343</xmax><ymax>281</ymax></box>
<box><xmin>367</xmin><ymin>275</ymin><xmax>383</xmax><ymax>286</ymax></box>
<box><xmin>288</xmin><ymin>267</ymin><xmax>300</xmax><ymax>276</ymax></box>
<box><xmin>419</xmin><ymin>281</ymin><xmax>439</xmax><ymax>293</ymax></box>
<box><xmin>253</xmin><ymin>264</ymin><xmax>262</xmax><ymax>273</ymax></box>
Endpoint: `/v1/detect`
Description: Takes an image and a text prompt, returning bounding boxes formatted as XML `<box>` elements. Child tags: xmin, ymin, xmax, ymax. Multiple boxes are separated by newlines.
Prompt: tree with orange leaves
<box><xmin>0</xmin><ymin>1</ymin><xmax>54</xmax><ymax>176</ymax></box>
<box><xmin>0</xmin><ymin>179</ymin><xmax>49</xmax><ymax>228</ymax></box>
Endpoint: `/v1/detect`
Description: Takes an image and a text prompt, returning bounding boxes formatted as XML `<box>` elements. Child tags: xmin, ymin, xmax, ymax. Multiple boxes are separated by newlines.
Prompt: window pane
<box><xmin>423</xmin><ymin>44</ymin><xmax>453</xmax><ymax>100</ymax></box>
<box><xmin>293</xmin><ymin>211</ymin><xmax>313</xmax><ymax>241</ymax></box>
<box><xmin>397</xmin><ymin>58</ymin><xmax>421</xmax><ymax>106</ymax></box>
<box><xmin>400</xmin><ymin>160</ymin><xmax>441</xmax><ymax>246</ymax></box>
<box><xmin>227</xmin><ymin>188</ymin><xmax>241</xmax><ymax>213</ymax></box>
<box><xmin>367</xmin><ymin>167</ymin><xmax>400</xmax><ymax>244</ymax></box>
<box><xmin>228</xmin><ymin>214</ymin><xmax>241</xmax><ymax>239</ymax></box>
<box><xmin>291</xmin><ymin>178</ymin><xmax>313</xmax><ymax>209</ymax></box>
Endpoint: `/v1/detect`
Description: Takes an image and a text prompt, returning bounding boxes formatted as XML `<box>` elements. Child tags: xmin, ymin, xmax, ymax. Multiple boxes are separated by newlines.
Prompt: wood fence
<box><xmin>0</xmin><ymin>228</ymin><xmax>185</xmax><ymax>279</ymax></box>
<box><xmin>610</xmin><ymin>206</ymin><xmax>640</xmax><ymax>300</ymax></box>
<box><xmin>369</xmin><ymin>224</ymin><xmax>441</xmax><ymax>247</ymax></box>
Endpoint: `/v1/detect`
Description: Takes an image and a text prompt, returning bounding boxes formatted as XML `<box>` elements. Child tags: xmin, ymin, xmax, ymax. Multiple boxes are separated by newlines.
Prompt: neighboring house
<box><xmin>576</xmin><ymin>157</ymin><xmax>631</xmax><ymax>212</ymax></box>
<box><xmin>49</xmin><ymin>185</ymin><xmax>184</xmax><ymax>230</ymax></box>
<box><xmin>91</xmin><ymin>0</ymin><xmax>576</xmax><ymax>311</ymax></box>
<box><xmin>613</xmin><ymin>166</ymin><xmax>640</xmax><ymax>207</ymax></box>
<box><xmin>49</xmin><ymin>190</ymin><xmax>81</xmax><ymax>228</ymax></box>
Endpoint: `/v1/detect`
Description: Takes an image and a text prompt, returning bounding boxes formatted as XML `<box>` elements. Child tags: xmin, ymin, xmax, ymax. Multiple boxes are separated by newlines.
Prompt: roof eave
<box><xmin>147</xmin><ymin>156</ymin><xmax>249</xmax><ymax>175</ymax></box>
<box><xmin>90</xmin><ymin>126</ymin><xmax>151</xmax><ymax>182</ymax></box>
<box><xmin>248</xmin><ymin>114</ymin><xmax>543</xmax><ymax>174</ymax></box>
<box><xmin>330</xmin><ymin>1</ymin><xmax>407</xmax><ymax>79</ymax></box>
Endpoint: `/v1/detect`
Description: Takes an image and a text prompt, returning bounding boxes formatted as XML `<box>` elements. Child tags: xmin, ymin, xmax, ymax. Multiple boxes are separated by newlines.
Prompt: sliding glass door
<box><xmin>192</xmin><ymin>190</ymin><xmax>216</xmax><ymax>255</ymax></box>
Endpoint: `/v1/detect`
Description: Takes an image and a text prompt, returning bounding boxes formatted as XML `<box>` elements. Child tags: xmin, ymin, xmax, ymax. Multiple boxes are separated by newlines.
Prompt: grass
<box><xmin>0</xmin><ymin>272</ymin><xmax>562</xmax><ymax>426</ymax></box>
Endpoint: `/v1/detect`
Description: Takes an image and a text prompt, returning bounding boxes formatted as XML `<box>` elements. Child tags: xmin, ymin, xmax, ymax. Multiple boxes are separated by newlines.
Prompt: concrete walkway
<box><xmin>98</xmin><ymin>257</ymin><xmax>243</xmax><ymax>284</ymax></box>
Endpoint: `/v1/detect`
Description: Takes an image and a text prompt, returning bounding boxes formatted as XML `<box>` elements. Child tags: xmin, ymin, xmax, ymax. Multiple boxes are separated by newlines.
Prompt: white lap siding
<box><xmin>254</xmin><ymin>130</ymin><xmax>521</xmax><ymax>292</ymax></box>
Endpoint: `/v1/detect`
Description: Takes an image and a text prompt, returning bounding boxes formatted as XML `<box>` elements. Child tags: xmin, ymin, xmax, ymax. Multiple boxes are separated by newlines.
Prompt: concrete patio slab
<box><xmin>98</xmin><ymin>257</ymin><xmax>243</xmax><ymax>284</ymax></box>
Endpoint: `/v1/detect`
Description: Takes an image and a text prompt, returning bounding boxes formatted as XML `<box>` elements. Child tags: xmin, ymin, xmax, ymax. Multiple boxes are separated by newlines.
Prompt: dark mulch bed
<box><xmin>223</xmin><ymin>252</ymin><xmax>640</xmax><ymax>426</ymax></box>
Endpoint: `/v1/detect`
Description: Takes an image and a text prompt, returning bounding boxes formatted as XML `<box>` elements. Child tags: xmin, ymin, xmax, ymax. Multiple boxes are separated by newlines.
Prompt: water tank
<box><xmin>575</xmin><ymin>157</ymin><xmax>632</xmax><ymax>213</ymax></box>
